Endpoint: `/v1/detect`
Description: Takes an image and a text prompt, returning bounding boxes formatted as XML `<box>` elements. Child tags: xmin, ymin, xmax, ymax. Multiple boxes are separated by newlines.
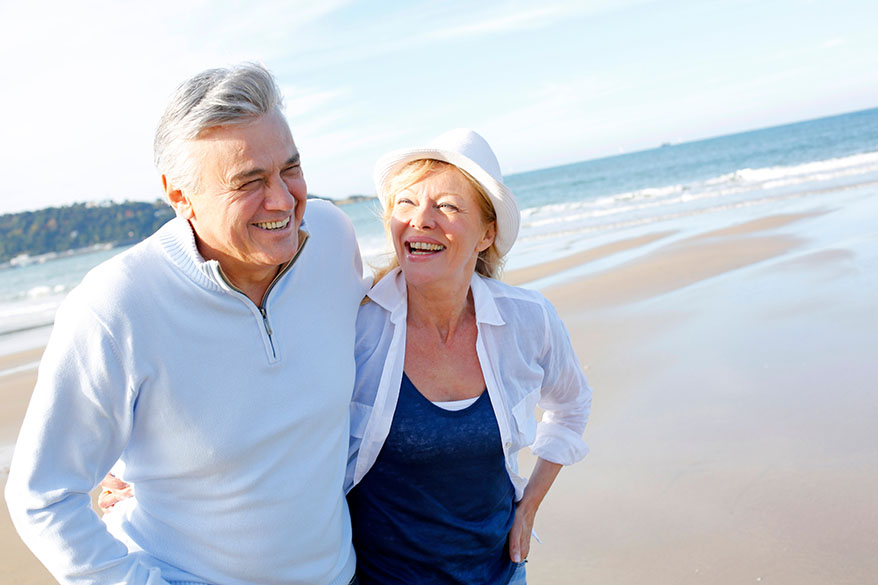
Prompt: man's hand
<box><xmin>98</xmin><ymin>474</ymin><xmax>134</xmax><ymax>512</ymax></box>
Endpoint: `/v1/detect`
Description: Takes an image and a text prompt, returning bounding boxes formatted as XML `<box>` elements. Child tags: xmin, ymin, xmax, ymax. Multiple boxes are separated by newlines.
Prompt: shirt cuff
<box><xmin>531</xmin><ymin>421</ymin><xmax>590</xmax><ymax>465</ymax></box>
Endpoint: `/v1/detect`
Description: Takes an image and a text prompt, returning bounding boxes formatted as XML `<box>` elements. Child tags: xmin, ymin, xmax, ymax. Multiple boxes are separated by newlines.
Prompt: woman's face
<box><xmin>389</xmin><ymin>166</ymin><xmax>496</xmax><ymax>290</ymax></box>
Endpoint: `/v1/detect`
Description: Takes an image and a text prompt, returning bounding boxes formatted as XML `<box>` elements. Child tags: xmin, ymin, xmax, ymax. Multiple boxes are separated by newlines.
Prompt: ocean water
<box><xmin>2</xmin><ymin>107</ymin><xmax>877</xmax><ymax>346</ymax></box>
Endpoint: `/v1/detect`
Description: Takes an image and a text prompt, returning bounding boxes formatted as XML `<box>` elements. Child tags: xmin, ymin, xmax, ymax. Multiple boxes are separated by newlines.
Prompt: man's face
<box><xmin>169</xmin><ymin>110</ymin><xmax>307</xmax><ymax>288</ymax></box>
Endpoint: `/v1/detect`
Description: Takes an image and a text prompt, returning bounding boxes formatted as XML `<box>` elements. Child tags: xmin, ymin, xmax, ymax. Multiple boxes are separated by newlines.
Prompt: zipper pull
<box><xmin>260</xmin><ymin>307</ymin><xmax>273</xmax><ymax>336</ymax></box>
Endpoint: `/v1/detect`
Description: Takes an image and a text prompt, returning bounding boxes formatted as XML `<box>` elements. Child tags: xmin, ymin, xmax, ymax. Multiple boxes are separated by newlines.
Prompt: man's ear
<box><xmin>164</xmin><ymin>175</ymin><xmax>194</xmax><ymax>219</ymax></box>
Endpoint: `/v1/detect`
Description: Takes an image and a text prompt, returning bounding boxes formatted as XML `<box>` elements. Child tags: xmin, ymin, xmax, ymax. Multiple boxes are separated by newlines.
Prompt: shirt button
<box><xmin>505</xmin><ymin>441</ymin><xmax>512</xmax><ymax>448</ymax></box>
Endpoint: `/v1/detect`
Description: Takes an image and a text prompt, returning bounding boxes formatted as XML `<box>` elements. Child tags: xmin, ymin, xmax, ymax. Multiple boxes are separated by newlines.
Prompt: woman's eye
<box><xmin>396</xmin><ymin>198</ymin><xmax>414</xmax><ymax>206</ymax></box>
<box><xmin>438</xmin><ymin>203</ymin><xmax>458</xmax><ymax>211</ymax></box>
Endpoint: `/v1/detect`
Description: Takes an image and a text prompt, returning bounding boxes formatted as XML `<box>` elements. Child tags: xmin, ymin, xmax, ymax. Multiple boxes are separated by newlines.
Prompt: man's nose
<box><xmin>264</xmin><ymin>176</ymin><xmax>296</xmax><ymax>210</ymax></box>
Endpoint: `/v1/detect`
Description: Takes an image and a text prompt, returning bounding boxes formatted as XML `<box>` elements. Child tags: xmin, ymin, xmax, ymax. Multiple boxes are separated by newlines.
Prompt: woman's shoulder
<box><xmin>356</xmin><ymin>297</ymin><xmax>392</xmax><ymax>339</ymax></box>
<box><xmin>357</xmin><ymin>296</ymin><xmax>391</xmax><ymax>317</ymax></box>
<box><xmin>476</xmin><ymin>276</ymin><xmax>570</xmax><ymax>343</ymax></box>
<box><xmin>478</xmin><ymin>275</ymin><xmax>553</xmax><ymax>311</ymax></box>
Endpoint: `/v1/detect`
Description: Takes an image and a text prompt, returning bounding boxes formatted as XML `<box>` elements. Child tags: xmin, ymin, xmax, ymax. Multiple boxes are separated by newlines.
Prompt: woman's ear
<box><xmin>478</xmin><ymin>220</ymin><xmax>497</xmax><ymax>252</ymax></box>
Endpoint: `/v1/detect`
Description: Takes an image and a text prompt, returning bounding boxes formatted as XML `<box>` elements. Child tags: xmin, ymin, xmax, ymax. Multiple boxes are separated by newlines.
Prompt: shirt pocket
<box><xmin>510</xmin><ymin>388</ymin><xmax>541</xmax><ymax>446</ymax></box>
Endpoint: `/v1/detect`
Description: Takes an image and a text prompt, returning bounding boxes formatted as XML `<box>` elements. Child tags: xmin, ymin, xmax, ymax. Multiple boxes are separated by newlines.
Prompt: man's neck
<box><xmin>195</xmin><ymin>229</ymin><xmax>307</xmax><ymax>307</ymax></box>
<box><xmin>222</xmin><ymin>265</ymin><xmax>282</xmax><ymax>306</ymax></box>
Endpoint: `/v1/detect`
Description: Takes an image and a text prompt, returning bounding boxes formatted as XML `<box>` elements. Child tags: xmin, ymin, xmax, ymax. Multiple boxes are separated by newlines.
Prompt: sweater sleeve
<box><xmin>531</xmin><ymin>298</ymin><xmax>593</xmax><ymax>465</ymax></box>
<box><xmin>4</xmin><ymin>293</ymin><xmax>170</xmax><ymax>585</ymax></box>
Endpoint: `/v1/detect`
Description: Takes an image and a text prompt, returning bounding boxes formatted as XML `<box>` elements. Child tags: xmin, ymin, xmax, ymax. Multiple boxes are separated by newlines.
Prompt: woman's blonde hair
<box><xmin>372</xmin><ymin>159</ymin><xmax>504</xmax><ymax>283</ymax></box>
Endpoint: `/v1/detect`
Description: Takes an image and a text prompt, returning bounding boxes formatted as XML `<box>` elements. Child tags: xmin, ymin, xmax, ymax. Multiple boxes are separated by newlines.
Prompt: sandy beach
<box><xmin>2</xmin><ymin>185</ymin><xmax>877</xmax><ymax>584</ymax></box>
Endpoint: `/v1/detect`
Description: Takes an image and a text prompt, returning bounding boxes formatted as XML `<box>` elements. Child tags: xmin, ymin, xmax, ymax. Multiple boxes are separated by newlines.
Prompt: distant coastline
<box><xmin>0</xmin><ymin>195</ymin><xmax>377</xmax><ymax>268</ymax></box>
<box><xmin>308</xmin><ymin>194</ymin><xmax>376</xmax><ymax>206</ymax></box>
<box><xmin>1</xmin><ymin>242</ymin><xmax>118</xmax><ymax>271</ymax></box>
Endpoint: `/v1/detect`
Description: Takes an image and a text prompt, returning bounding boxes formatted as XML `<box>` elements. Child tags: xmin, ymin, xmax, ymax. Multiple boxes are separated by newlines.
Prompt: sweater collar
<box><xmin>157</xmin><ymin>215</ymin><xmax>310</xmax><ymax>294</ymax></box>
<box><xmin>157</xmin><ymin>216</ymin><xmax>222</xmax><ymax>291</ymax></box>
<box><xmin>367</xmin><ymin>267</ymin><xmax>504</xmax><ymax>326</ymax></box>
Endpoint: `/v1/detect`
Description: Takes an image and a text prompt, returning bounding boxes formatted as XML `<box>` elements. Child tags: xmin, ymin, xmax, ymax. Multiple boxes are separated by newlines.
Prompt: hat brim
<box><xmin>373</xmin><ymin>147</ymin><xmax>520</xmax><ymax>257</ymax></box>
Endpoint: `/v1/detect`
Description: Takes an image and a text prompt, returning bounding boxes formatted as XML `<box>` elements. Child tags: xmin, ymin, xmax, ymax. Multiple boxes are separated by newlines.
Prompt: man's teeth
<box><xmin>255</xmin><ymin>218</ymin><xmax>290</xmax><ymax>230</ymax></box>
<box><xmin>409</xmin><ymin>241</ymin><xmax>445</xmax><ymax>254</ymax></box>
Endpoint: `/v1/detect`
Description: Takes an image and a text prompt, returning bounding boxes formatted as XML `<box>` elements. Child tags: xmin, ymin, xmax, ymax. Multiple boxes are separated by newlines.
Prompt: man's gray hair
<box><xmin>154</xmin><ymin>62</ymin><xmax>285</xmax><ymax>194</ymax></box>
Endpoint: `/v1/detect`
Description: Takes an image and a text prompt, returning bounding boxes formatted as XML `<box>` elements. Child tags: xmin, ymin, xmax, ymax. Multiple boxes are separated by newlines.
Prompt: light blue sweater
<box><xmin>5</xmin><ymin>201</ymin><xmax>370</xmax><ymax>585</ymax></box>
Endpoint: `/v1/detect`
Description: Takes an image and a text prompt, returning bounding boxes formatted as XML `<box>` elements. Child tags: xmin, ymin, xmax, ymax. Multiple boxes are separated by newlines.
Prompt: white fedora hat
<box><xmin>373</xmin><ymin>128</ymin><xmax>520</xmax><ymax>257</ymax></box>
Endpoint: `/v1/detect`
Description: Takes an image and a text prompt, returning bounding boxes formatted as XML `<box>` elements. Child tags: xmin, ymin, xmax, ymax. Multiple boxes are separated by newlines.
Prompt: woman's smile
<box><xmin>406</xmin><ymin>239</ymin><xmax>446</xmax><ymax>255</ymax></box>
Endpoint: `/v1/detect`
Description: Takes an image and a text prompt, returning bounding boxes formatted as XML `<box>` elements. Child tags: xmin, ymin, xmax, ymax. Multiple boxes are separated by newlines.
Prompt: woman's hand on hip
<box><xmin>509</xmin><ymin>501</ymin><xmax>537</xmax><ymax>562</ymax></box>
<box><xmin>98</xmin><ymin>473</ymin><xmax>134</xmax><ymax>512</ymax></box>
<box><xmin>508</xmin><ymin>458</ymin><xmax>563</xmax><ymax>563</ymax></box>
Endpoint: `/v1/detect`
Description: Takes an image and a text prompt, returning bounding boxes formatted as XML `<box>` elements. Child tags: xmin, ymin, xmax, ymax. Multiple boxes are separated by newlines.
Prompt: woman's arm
<box><xmin>508</xmin><ymin>457</ymin><xmax>562</xmax><ymax>562</ymax></box>
<box><xmin>506</xmin><ymin>297</ymin><xmax>592</xmax><ymax>561</ymax></box>
<box><xmin>530</xmin><ymin>298</ymin><xmax>592</xmax><ymax>464</ymax></box>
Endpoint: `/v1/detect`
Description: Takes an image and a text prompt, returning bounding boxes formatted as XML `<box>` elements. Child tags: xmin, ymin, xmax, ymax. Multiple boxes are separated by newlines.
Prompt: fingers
<box><xmin>97</xmin><ymin>473</ymin><xmax>135</xmax><ymax>512</ymax></box>
<box><xmin>509</xmin><ymin>529</ymin><xmax>531</xmax><ymax>563</ymax></box>
<box><xmin>508</xmin><ymin>511</ymin><xmax>533</xmax><ymax>563</ymax></box>
<box><xmin>100</xmin><ymin>473</ymin><xmax>129</xmax><ymax>491</ymax></box>
<box><xmin>98</xmin><ymin>490</ymin><xmax>120</xmax><ymax>511</ymax></box>
<box><xmin>98</xmin><ymin>485</ymin><xmax>134</xmax><ymax>510</ymax></box>
<box><xmin>509</xmin><ymin>522</ymin><xmax>521</xmax><ymax>562</ymax></box>
<box><xmin>518</xmin><ymin>528</ymin><xmax>531</xmax><ymax>562</ymax></box>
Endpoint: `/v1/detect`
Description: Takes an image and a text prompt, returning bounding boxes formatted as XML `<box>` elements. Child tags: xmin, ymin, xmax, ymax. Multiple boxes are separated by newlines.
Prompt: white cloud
<box><xmin>428</xmin><ymin>6</ymin><xmax>572</xmax><ymax>38</ymax></box>
<box><xmin>424</xmin><ymin>0</ymin><xmax>653</xmax><ymax>40</ymax></box>
<box><xmin>0</xmin><ymin>0</ymin><xmax>364</xmax><ymax>213</ymax></box>
<box><xmin>469</xmin><ymin>76</ymin><xmax>634</xmax><ymax>173</ymax></box>
<box><xmin>281</xmin><ymin>87</ymin><xmax>349</xmax><ymax>117</ymax></box>
<box><xmin>1</xmin><ymin>0</ymin><xmax>876</xmax><ymax>212</ymax></box>
<box><xmin>295</xmin><ymin>123</ymin><xmax>412</xmax><ymax>197</ymax></box>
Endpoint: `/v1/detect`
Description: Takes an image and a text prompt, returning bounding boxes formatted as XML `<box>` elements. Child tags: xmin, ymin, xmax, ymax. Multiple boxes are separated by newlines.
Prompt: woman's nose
<box><xmin>409</xmin><ymin>203</ymin><xmax>435</xmax><ymax>229</ymax></box>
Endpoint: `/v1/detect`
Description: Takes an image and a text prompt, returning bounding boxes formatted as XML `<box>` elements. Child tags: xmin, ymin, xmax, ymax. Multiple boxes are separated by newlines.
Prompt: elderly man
<box><xmin>5</xmin><ymin>64</ymin><xmax>368</xmax><ymax>585</ymax></box>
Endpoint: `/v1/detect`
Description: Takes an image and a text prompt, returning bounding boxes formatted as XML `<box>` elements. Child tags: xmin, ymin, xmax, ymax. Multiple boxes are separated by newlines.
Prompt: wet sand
<box><xmin>513</xmin><ymin>192</ymin><xmax>878</xmax><ymax>584</ymax></box>
<box><xmin>2</xmin><ymin>187</ymin><xmax>877</xmax><ymax>584</ymax></box>
<box><xmin>1</xmin><ymin>353</ymin><xmax>53</xmax><ymax>584</ymax></box>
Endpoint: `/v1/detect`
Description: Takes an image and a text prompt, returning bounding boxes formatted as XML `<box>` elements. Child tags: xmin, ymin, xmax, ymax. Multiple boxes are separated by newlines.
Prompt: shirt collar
<box><xmin>365</xmin><ymin>267</ymin><xmax>407</xmax><ymax>322</ymax></box>
<box><xmin>469</xmin><ymin>271</ymin><xmax>505</xmax><ymax>326</ymax></box>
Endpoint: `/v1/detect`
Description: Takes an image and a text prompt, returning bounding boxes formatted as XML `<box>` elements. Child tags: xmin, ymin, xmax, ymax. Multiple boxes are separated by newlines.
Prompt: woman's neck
<box><xmin>405</xmin><ymin>276</ymin><xmax>475</xmax><ymax>344</ymax></box>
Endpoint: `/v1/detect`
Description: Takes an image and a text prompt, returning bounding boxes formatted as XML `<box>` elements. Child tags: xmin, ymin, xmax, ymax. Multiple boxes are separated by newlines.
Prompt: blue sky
<box><xmin>1</xmin><ymin>0</ymin><xmax>876</xmax><ymax>214</ymax></box>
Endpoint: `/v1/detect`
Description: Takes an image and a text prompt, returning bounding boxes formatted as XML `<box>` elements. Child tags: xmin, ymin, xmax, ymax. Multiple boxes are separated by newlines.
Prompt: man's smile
<box><xmin>253</xmin><ymin>217</ymin><xmax>291</xmax><ymax>231</ymax></box>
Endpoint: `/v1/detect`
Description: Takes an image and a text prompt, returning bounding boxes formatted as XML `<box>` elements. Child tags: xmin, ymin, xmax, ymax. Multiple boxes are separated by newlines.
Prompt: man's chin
<box><xmin>262</xmin><ymin>242</ymin><xmax>301</xmax><ymax>266</ymax></box>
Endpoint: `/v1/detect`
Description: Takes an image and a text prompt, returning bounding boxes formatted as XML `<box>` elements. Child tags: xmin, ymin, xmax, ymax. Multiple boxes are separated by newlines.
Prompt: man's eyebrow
<box><xmin>229</xmin><ymin>167</ymin><xmax>266</xmax><ymax>185</ymax></box>
<box><xmin>229</xmin><ymin>153</ymin><xmax>301</xmax><ymax>185</ymax></box>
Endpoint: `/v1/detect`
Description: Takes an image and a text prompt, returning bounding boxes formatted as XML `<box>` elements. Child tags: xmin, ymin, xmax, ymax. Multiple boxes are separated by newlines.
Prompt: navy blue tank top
<box><xmin>348</xmin><ymin>373</ymin><xmax>517</xmax><ymax>585</ymax></box>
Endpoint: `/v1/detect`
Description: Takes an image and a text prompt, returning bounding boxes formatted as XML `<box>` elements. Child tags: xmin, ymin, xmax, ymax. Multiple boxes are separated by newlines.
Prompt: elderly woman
<box><xmin>346</xmin><ymin>129</ymin><xmax>591</xmax><ymax>585</ymax></box>
<box><xmin>101</xmin><ymin>129</ymin><xmax>591</xmax><ymax>585</ymax></box>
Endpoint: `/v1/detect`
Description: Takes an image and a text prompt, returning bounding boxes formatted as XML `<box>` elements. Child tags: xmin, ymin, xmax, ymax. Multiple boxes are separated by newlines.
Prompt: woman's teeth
<box><xmin>408</xmin><ymin>241</ymin><xmax>445</xmax><ymax>255</ymax></box>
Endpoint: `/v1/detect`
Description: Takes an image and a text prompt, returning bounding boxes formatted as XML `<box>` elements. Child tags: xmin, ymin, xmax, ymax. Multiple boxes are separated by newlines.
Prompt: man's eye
<box><xmin>239</xmin><ymin>180</ymin><xmax>262</xmax><ymax>191</ymax></box>
<box><xmin>282</xmin><ymin>165</ymin><xmax>301</xmax><ymax>176</ymax></box>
